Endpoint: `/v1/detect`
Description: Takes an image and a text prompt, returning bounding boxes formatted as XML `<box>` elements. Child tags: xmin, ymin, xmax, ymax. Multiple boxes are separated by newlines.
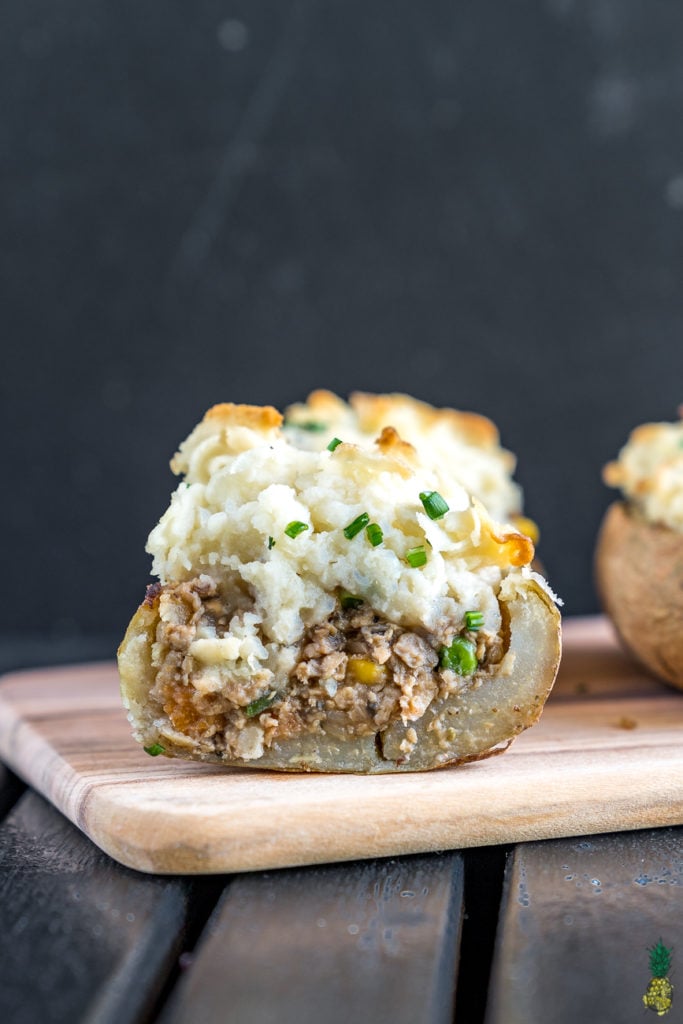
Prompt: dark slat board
<box><xmin>0</xmin><ymin>762</ymin><xmax>23</xmax><ymax>819</ymax></box>
<box><xmin>0</xmin><ymin>792</ymin><xmax>189</xmax><ymax>1024</ymax></box>
<box><xmin>486</xmin><ymin>827</ymin><xmax>683</xmax><ymax>1023</ymax></box>
<box><xmin>161</xmin><ymin>852</ymin><xmax>464</xmax><ymax>1024</ymax></box>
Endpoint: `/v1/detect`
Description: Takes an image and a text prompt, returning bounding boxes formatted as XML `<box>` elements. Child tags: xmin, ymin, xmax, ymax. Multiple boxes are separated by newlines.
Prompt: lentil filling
<box><xmin>148</xmin><ymin>577</ymin><xmax>505</xmax><ymax>761</ymax></box>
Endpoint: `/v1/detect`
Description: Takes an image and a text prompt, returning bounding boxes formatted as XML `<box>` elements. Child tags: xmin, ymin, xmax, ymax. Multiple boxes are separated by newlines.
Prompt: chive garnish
<box><xmin>144</xmin><ymin>743</ymin><xmax>165</xmax><ymax>757</ymax></box>
<box><xmin>268</xmin><ymin>536</ymin><xmax>276</xmax><ymax>550</ymax></box>
<box><xmin>343</xmin><ymin>512</ymin><xmax>370</xmax><ymax>539</ymax></box>
<box><xmin>366</xmin><ymin>523</ymin><xmax>383</xmax><ymax>547</ymax></box>
<box><xmin>439</xmin><ymin>636</ymin><xmax>478</xmax><ymax>675</ymax></box>
<box><xmin>464</xmin><ymin>610</ymin><xmax>484</xmax><ymax>631</ymax></box>
<box><xmin>339</xmin><ymin>591</ymin><xmax>364</xmax><ymax>609</ymax></box>
<box><xmin>327</xmin><ymin>437</ymin><xmax>343</xmax><ymax>452</ymax></box>
<box><xmin>406</xmin><ymin>545</ymin><xmax>428</xmax><ymax>568</ymax></box>
<box><xmin>284</xmin><ymin>521</ymin><xmax>309</xmax><ymax>539</ymax></box>
<box><xmin>245</xmin><ymin>692</ymin><xmax>277</xmax><ymax>718</ymax></box>
<box><xmin>285</xmin><ymin>420</ymin><xmax>327</xmax><ymax>432</ymax></box>
<box><xmin>419</xmin><ymin>491</ymin><xmax>449</xmax><ymax>520</ymax></box>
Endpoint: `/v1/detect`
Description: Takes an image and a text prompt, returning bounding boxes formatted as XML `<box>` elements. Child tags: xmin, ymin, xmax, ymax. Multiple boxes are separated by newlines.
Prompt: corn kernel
<box><xmin>348</xmin><ymin>657</ymin><xmax>387</xmax><ymax>685</ymax></box>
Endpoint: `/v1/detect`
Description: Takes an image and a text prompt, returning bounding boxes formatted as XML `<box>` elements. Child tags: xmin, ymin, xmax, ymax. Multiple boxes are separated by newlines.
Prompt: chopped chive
<box><xmin>406</xmin><ymin>545</ymin><xmax>428</xmax><ymax>568</ymax></box>
<box><xmin>284</xmin><ymin>520</ymin><xmax>309</xmax><ymax>539</ymax></box>
<box><xmin>419</xmin><ymin>490</ymin><xmax>450</xmax><ymax>520</ymax></box>
<box><xmin>245</xmin><ymin>692</ymin><xmax>277</xmax><ymax>718</ymax></box>
<box><xmin>327</xmin><ymin>437</ymin><xmax>343</xmax><ymax>452</ymax></box>
<box><xmin>366</xmin><ymin>522</ymin><xmax>384</xmax><ymax>547</ymax></box>
<box><xmin>464</xmin><ymin>610</ymin><xmax>484</xmax><ymax>631</ymax></box>
<box><xmin>343</xmin><ymin>512</ymin><xmax>370</xmax><ymax>539</ymax></box>
<box><xmin>339</xmin><ymin>590</ymin><xmax>364</xmax><ymax>609</ymax></box>
<box><xmin>143</xmin><ymin>743</ymin><xmax>165</xmax><ymax>757</ymax></box>
<box><xmin>284</xmin><ymin>419</ymin><xmax>327</xmax><ymax>432</ymax></box>
<box><xmin>439</xmin><ymin>636</ymin><xmax>478</xmax><ymax>675</ymax></box>
<box><xmin>268</xmin><ymin>536</ymin><xmax>276</xmax><ymax>550</ymax></box>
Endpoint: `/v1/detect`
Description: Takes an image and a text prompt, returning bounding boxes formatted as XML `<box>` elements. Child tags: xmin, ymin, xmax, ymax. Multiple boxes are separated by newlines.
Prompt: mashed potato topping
<box><xmin>148</xmin><ymin>403</ymin><xmax>535</xmax><ymax>658</ymax></box>
<box><xmin>283</xmin><ymin>390</ymin><xmax>522</xmax><ymax>523</ymax></box>
<box><xmin>604</xmin><ymin>415</ymin><xmax>683</xmax><ymax>531</ymax></box>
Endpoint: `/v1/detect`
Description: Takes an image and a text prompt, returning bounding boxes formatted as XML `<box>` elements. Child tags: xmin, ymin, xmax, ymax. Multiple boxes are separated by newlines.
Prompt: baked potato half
<box><xmin>596</xmin><ymin>414</ymin><xmax>683</xmax><ymax>690</ymax></box>
<box><xmin>119</xmin><ymin>576</ymin><xmax>561</xmax><ymax>773</ymax></box>
<box><xmin>596</xmin><ymin>501</ymin><xmax>683</xmax><ymax>689</ymax></box>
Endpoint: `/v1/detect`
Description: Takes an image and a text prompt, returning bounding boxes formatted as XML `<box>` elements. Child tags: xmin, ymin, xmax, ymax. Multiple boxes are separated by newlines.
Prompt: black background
<box><xmin>4</xmin><ymin>0</ymin><xmax>683</xmax><ymax>653</ymax></box>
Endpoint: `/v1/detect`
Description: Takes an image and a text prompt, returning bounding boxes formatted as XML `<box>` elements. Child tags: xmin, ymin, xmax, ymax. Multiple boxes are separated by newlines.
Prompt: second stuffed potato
<box><xmin>597</xmin><ymin>415</ymin><xmax>683</xmax><ymax>689</ymax></box>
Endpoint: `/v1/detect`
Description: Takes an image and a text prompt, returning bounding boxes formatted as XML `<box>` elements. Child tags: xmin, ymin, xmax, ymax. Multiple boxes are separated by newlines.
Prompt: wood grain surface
<box><xmin>161</xmin><ymin>852</ymin><xmax>463</xmax><ymax>1024</ymax></box>
<box><xmin>0</xmin><ymin>616</ymin><xmax>682</xmax><ymax>875</ymax></box>
<box><xmin>486</xmin><ymin>827</ymin><xmax>683</xmax><ymax>1024</ymax></box>
<box><xmin>0</xmin><ymin>791</ymin><xmax>189</xmax><ymax>1024</ymax></box>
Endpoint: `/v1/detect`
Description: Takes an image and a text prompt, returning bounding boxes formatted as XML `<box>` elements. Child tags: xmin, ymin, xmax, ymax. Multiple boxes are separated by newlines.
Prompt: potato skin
<box><xmin>595</xmin><ymin>501</ymin><xmax>683</xmax><ymax>689</ymax></box>
<box><xmin>119</xmin><ymin>580</ymin><xmax>561</xmax><ymax>774</ymax></box>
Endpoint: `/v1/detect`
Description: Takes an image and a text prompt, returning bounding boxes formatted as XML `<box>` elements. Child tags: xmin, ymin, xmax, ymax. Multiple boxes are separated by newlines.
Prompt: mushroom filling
<box><xmin>147</xmin><ymin>577</ymin><xmax>506</xmax><ymax>760</ymax></box>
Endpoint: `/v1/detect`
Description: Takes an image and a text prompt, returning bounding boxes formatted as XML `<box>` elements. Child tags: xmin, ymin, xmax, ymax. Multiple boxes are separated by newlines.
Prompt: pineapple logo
<box><xmin>643</xmin><ymin>940</ymin><xmax>674</xmax><ymax>1016</ymax></box>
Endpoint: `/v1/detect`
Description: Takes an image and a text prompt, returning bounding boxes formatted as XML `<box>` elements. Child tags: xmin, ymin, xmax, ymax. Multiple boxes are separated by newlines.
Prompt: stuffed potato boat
<box><xmin>118</xmin><ymin>396</ymin><xmax>561</xmax><ymax>772</ymax></box>
<box><xmin>596</xmin><ymin>414</ymin><xmax>683</xmax><ymax>689</ymax></box>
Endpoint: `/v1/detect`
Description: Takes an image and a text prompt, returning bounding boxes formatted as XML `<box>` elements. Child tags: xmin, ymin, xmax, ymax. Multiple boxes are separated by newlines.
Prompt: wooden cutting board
<box><xmin>0</xmin><ymin>616</ymin><xmax>682</xmax><ymax>875</ymax></box>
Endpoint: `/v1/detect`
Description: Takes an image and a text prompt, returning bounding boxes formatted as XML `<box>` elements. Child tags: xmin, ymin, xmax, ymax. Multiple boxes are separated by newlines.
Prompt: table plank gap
<box><xmin>0</xmin><ymin>763</ymin><xmax>25</xmax><ymax>821</ymax></box>
<box><xmin>454</xmin><ymin>845</ymin><xmax>510</xmax><ymax>1024</ymax></box>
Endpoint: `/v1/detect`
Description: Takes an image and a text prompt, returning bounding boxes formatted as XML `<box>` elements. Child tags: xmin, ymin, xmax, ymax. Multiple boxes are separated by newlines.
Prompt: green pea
<box><xmin>439</xmin><ymin>636</ymin><xmax>478</xmax><ymax>675</ymax></box>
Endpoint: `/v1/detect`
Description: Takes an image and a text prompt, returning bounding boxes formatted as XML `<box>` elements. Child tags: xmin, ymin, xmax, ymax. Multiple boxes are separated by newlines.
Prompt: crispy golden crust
<box><xmin>170</xmin><ymin>403</ymin><xmax>283</xmax><ymax>475</ymax></box>
<box><xmin>289</xmin><ymin>389</ymin><xmax>504</xmax><ymax>452</ymax></box>
<box><xmin>374</xmin><ymin>426</ymin><xmax>419</xmax><ymax>467</ymax></box>
<box><xmin>349</xmin><ymin>391</ymin><xmax>501</xmax><ymax>449</ymax></box>
<box><xmin>595</xmin><ymin>501</ymin><xmax>683</xmax><ymax>689</ymax></box>
<box><xmin>295</xmin><ymin>389</ymin><xmax>349</xmax><ymax>417</ymax></box>
<box><xmin>203</xmin><ymin>403</ymin><xmax>283</xmax><ymax>430</ymax></box>
<box><xmin>602</xmin><ymin>415</ymin><xmax>683</xmax><ymax>515</ymax></box>
<box><xmin>602</xmin><ymin>460</ymin><xmax>623</xmax><ymax>488</ymax></box>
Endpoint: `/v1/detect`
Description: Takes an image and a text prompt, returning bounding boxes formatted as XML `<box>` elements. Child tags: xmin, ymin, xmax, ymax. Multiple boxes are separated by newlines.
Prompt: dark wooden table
<box><xmin>1</xmin><ymin>641</ymin><xmax>681</xmax><ymax>1024</ymax></box>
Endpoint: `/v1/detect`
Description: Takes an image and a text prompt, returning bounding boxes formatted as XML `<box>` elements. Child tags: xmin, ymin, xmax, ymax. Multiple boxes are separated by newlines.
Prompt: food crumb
<box><xmin>616</xmin><ymin>715</ymin><xmax>638</xmax><ymax>730</ymax></box>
